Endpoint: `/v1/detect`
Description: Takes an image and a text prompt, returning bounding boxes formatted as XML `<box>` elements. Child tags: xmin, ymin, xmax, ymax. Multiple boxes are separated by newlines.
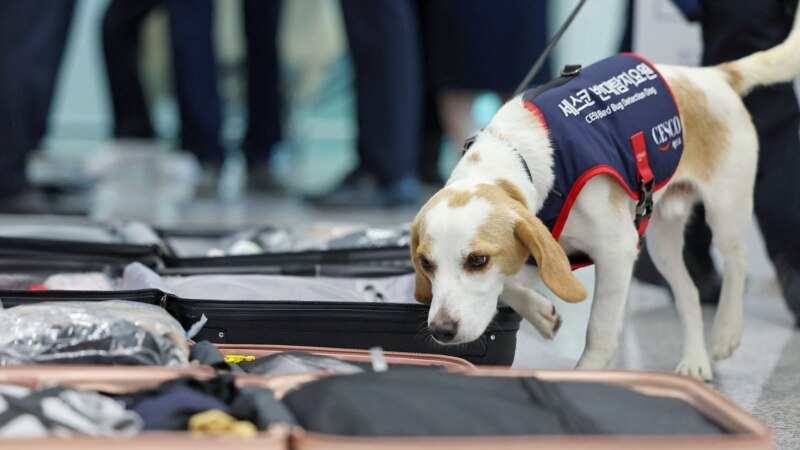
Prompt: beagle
<box><xmin>411</xmin><ymin>11</ymin><xmax>800</xmax><ymax>381</ymax></box>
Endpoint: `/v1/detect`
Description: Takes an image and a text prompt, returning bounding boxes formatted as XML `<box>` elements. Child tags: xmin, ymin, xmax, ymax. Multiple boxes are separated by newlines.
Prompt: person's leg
<box><xmin>700</xmin><ymin>0</ymin><xmax>800</xmax><ymax>325</ymax></box>
<box><xmin>242</xmin><ymin>0</ymin><xmax>283</xmax><ymax>170</ymax></box>
<box><xmin>165</xmin><ymin>0</ymin><xmax>225</xmax><ymax>167</ymax></box>
<box><xmin>436</xmin><ymin>90</ymin><xmax>478</xmax><ymax>153</ymax></box>
<box><xmin>0</xmin><ymin>0</ymin><xmax>76</xmax><ymax>211</ymax></box>
<box><xmin>747</xmin><ymin>84</ymin><xmax>800</xmax><ymax>325</ymax></box>
<box><xmin>418</xmin><ymin>93</ymin><xmax>445</xmax><ymax>185</ymax></box>
<box><xmin>335</xmin><ymin>0</ymin><xmax>423</xmax><ymax>205</ymax></box>
<box><xmin>102</xmin><ymin>0</ymin><xmax>159</xmax><ymax>138</ymax></box>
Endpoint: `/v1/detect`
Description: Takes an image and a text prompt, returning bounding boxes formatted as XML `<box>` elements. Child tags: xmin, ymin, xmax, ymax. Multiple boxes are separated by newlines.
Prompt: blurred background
<box><xmin>3</xmin><ymin>3</ymin><xmax>800</xmax><ymax>446</ymax></box>
<box><xmin>1</xmin><ymin>0</ymin><xmax>661</xmax><ymax>227</ymax></box>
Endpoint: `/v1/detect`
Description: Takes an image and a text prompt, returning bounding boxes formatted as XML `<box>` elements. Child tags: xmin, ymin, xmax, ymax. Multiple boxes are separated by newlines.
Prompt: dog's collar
<box><xmin>462</xmin><ymin>133</ymin><xmax>534</xmax><ymax>185</ymax></box>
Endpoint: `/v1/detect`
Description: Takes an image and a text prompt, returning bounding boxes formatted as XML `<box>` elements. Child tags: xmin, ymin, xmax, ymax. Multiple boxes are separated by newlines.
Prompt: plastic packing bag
<box><xmin>0</xmin><ymin>384</ymin><xmax>143</xmax><ymax>438</ymax></box>
<box><xmin>0</xmin><ymin>300</ymin><xmax>189</xmax><ymax>367</ymax></box>
<box><xmin>324</xmin><ymin>225</ymin><xmax>410</xmax><ymax>249</ymax></box>
<box><xmin>43</xmin><ymin>273</ymin><xmax>116</xmax><ymax>291</ymax></box>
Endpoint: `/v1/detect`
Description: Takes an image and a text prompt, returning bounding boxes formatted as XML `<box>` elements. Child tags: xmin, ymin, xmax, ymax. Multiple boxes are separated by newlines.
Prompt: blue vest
<box><xmin>522</xmin><ymin>54</ymin><xmax>684</xmax><ymax>267</ymax></box>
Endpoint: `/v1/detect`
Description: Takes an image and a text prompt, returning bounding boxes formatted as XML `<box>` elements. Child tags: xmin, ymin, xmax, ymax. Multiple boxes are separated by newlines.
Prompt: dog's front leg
<box><xmin>502</xmin><ymin>277</ymin><xmax>563</xmax><ymax>339</ymax></box>
<box><xmin>575</xmin><ymin>243</ymin><xmax>639</xmax><ymax>370</ymax></box>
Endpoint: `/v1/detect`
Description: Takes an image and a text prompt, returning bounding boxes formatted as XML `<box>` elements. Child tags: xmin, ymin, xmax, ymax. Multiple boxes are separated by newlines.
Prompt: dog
<box><xmin>410</xmin><ymin>11</ymin><xmax>800</xmax><ymax>381</ymax></box>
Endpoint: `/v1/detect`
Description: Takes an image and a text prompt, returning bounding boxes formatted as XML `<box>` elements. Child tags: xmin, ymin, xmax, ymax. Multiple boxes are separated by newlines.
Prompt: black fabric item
<box><xmin>232</xmin><ymin>386</ymin><xmax>297</xmax><ymax>429</ymax></box>
<box><xmin>118</xmin><ymin>375</ymin><xmax>294</xmax><ymax>430</ymax></box>
<box><xmin>284</xmin><ymin>371</ymin><xmax>725</xmax><ymax>437</ymax></box>
<box><xmin>189</xmin><ymin>341</ymin><xmax>243</xmax><ymax>372</ymax></box>
<box><xmin>238</xmin><ymin>352</ymin><xmax>363</xmax><ymax>376</ymax></box>
<box><xmin>0</xmin><ymin>319</ymin><xmax>177</xmax><ymax>366</ymax></box>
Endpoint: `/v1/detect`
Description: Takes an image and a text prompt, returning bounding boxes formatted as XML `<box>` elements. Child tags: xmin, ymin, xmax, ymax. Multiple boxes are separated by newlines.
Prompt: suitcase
<box><xmin>279</xmin><ymin>368</ymin><xmax>772</xmax><ymax>450</ymax></box>
<box><xmin>0</xmin><ymin>366</ymin><xmax>770</xmax><ymax>450</ymax></box>
<box><xmin>0</xmin><ymin>288</ymin><xmax>522</xmax><ymax>366</ymax></box>
<box><xmin>0</xmin><ymin>365</ymin><xmax>289</xmax><ymax>450</ymax></box>
<box><xmin>213</xmin><ymin>344</ymin><xmax>476</xmax><ymax>371</ymax></box>
<box><xmin>0</xmin><ymin>215</ymin><xmax>164</xmax><ymax>267</ymax></box>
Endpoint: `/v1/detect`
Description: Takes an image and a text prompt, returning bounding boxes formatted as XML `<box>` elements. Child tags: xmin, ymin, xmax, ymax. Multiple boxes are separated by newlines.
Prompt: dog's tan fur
<box><xmin>670</xmin><ymin>77</ymin><xmax>731</xmax><ymax>182</ymax></box>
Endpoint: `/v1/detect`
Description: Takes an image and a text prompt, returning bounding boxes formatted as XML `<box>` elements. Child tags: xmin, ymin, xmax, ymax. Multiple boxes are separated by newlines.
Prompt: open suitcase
<box><xmin>0</xmin><ymin>217</ymin><xmax>524</xmax><ymax>364</ymax></box>
<box><xmin>0</xmin><ymin>282</ymin><xmax>522</xmax><ymax>365</ymax></box>
<box><xmin>0</xmin><ymin>217</ymin><xmax>412</xmax><ymax>273</ymax></box>
<box><xmin>0</xmin><ymin>362</ymin><xmax>772</xmax><ymax>449</ymax></box>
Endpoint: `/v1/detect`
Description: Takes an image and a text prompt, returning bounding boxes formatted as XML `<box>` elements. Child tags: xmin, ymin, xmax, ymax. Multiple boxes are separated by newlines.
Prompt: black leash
<box><xmin>513</xmin><ymin>0</ymin><xmax>590</xmax><ymax>97</ymax></box>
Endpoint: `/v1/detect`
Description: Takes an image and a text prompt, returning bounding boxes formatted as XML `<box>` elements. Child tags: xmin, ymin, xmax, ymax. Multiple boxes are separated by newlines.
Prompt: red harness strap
<box><xmin>630</xmin><ymin>131</ymin><xmax>655</xmax><ymax>246</ymax></box>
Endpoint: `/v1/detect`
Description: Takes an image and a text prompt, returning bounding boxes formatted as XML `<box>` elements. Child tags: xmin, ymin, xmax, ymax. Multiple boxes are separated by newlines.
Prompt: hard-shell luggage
<box><xmin>280</xmin><ymin>369</ymin><xmax>772</xmax><ymax>450</ymax></box>
<box><xmin>0</xmin><ymin>365</ymin><xmax>772</xmax><ymax>449</ymax></box>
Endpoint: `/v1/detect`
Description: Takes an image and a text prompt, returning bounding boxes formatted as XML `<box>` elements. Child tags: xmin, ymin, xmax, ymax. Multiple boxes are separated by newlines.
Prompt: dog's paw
<box><xmin>712</xmin><ymin>318</ymin><xmax>742</xmax><ymax>361</ymax></box>
<box><xmin>530</xmin><ymin>304</ymin><xmax>562</xmax><ymax>340</ymax></box>
<box><xmin>676</xmin><ymin>355</ymin><xmax>713</xmax><ymax>381</ymax></box>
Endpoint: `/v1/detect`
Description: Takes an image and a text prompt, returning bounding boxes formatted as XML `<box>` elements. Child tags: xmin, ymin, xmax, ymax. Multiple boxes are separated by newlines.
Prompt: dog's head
<box><xmin>410</xmin><ymin>180</ymin><xmax>587</xmax><ymax>344</ymax></box>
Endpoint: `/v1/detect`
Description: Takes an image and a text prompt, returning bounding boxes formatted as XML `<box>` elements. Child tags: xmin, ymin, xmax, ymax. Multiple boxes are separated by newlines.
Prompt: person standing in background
<box><xmin>240</xmin><ymin>0</ymin><xmax>286</xmax><ymax>193</ymax></box>
<box><xmin>420</xmin><ymin>0</ymin><xmax>551</xmax><ymax>158</ymax></box>
<box><xmin>310</xmin><ymin>0</ymin><xmax>424</xmax><ymax>208</ymax></box>
<box><xmin>102</xmin><ymin>0</ymin><xmax>225</xmax><ymax>195</ymax></box>
<box><xmin>0</xmin><ymin>0</ymin><xmax>76</xmax><ymax>213</ymax></box>
<box><xmin>632</xmin><ymin>0</ymin><xmax>800</xmax><ymax>327</ymax></box>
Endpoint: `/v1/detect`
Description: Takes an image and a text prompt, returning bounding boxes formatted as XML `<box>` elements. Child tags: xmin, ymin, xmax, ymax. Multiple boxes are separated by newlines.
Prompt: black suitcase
<box><xmin>0</xmin><ymin>215</ymin><xmax>164</xmax><ymax>267</ymax></box>
<box><xmin>157</xmin><ymin>226</ymin><xmax>412</xmax><ymax>273</ymax></box>
<box><xmin>0</xmin><ymin>286</ymin><xmax>522</xmax><ymax>366</ymax></box>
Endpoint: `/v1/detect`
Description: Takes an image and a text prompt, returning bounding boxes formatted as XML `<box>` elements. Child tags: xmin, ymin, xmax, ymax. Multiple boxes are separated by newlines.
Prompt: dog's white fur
<box><xmin>411</xmin><ymin>11</ymin><xmax>800</xmax><ymax>380</ymax></box>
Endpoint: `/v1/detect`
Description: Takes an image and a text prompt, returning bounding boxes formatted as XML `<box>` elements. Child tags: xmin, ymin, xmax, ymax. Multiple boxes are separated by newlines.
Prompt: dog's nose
<box><xmin>430</xmin><ymin>318</ymin><xmax>459</xmax><ymax>343</ymax></box>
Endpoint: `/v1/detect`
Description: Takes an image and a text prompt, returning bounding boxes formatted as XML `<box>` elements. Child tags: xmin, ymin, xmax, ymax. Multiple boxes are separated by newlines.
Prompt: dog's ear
<box><xmin>515</xmin><ymin>210</ymin><xmax>587</xmax><ymax>303</ymax></box>
<box><xmin>414</xmin><ymin>271</ymin><xmax>433</xmax><ymax>305</ymax></box>
<box><xmin>410</xmin><ymin>221</ymin><xmax>432</xmax><ymax>304</ymax></box>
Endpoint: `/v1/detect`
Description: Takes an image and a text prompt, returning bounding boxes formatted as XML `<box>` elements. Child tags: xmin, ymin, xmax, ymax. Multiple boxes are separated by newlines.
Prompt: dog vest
<box><xmin>523</xmin><ymin>54</ymin><xmax>684</xmax><ymax>268</ymax></box>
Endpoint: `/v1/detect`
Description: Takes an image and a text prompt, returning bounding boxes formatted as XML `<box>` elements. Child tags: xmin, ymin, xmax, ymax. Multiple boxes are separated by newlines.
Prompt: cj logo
<box><xmin>651</xmin><ymin>115</ymin><xmax>683</xmax><ymax>151</ymax></box>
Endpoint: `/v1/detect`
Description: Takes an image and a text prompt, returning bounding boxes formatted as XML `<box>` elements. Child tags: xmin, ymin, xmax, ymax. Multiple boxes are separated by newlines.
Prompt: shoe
<box><xmin>0</xmin><ymin>188</ymin><xmax>58</xmax><ymax>214</ymax></box>
<box><xmin>775</xmin><ymin>258</ymin><xmax>800</xmax><ymax>327</ymax></box>
<box><xmin>308</xmin><ymin>171</ymin><xmax>421</xmax><ymax>208</ymax></box>
<box><xmin>246</xmin><ymin>165</ymin><xmax>286</xmax><ymax>194</ymax></box>
<box><xmin>196</xmin><ymin>164</ymin><xmax>221</xmax><ymax>198</ymax></box>
<box><xmin>634</xmin><ymin>245</ymin><xmax>722</xmax><ymax>304</ymax></box>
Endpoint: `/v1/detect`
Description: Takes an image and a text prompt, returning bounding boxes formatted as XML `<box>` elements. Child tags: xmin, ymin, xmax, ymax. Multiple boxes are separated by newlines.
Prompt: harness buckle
<box><xmin>635</xmin><ymin>179</ymin><xmax>655</xmax><ymax>222</ymax></box>
<box><xmin>561</xmin><ymin>64</ymin><xmax>582</xmax><ymax>77</ymax></box>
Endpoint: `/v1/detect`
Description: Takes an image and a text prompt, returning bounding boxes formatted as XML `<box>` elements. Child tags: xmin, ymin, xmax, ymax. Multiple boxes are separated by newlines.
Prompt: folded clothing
<box><xmin>283</xmin><ymin>370</ymin><xmax>725</xmax><ymax>437</ymax></box>
<box><xmin>0</xmin><ymin>300</ymin><xmax>189</xmax><ymax>366</ymax></box>
<box><xmin>119</xmin><ymin>262</ymin><xmax>416</xmax><ymax>303</ymax></box>
<box><xmin>117</xmin><ymin>375</ymin><xmax>296</xmax><ymax>431</ymax></box>
<box><xmin>0</xmin><ymin>384</ymin><xmax>142</xmax><ymax>438</ymax></box>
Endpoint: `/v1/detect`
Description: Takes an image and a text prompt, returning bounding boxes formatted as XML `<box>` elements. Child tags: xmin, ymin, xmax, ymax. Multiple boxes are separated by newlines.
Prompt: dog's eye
<box><xmin>419</xmin><ymin>256</ymin><xmax>433</xmax><ymax>271</ymax></box>
<box><xmin>468</xmin><ymin>254</ymin><xmax>489</xmax><ymax>268</ymax></box>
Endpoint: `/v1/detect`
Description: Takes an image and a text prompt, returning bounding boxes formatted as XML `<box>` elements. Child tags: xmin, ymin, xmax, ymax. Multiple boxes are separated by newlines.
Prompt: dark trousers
<box><xmin>241</xmin><ymin>0</ymin><xmax>284</xmax><ymax>168</ymax></box>
<box><xmin>339</xmin><ymin>0</ymin><xmax>423</xmax><ymax>186</ymax></box>
<box><xmin>102</xmin><ymin>0</ymin><xmax>224</xmax><ymax>165</ymax></box>
<box><xmin>688</xmin><ymin>0</ymin><xmax>800</xmax><ymax>272</ymax></box>
<box><xmin>0</xmin><ymin>0</ymin><xmax>76</xmax><ymax>195</ymax></box>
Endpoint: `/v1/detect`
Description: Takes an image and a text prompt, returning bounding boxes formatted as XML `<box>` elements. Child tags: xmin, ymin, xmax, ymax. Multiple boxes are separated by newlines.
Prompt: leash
<box><xmin>513</xmin><ymin>0</ymin><xmax>590</xmax><ymax>97</ymax></box>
